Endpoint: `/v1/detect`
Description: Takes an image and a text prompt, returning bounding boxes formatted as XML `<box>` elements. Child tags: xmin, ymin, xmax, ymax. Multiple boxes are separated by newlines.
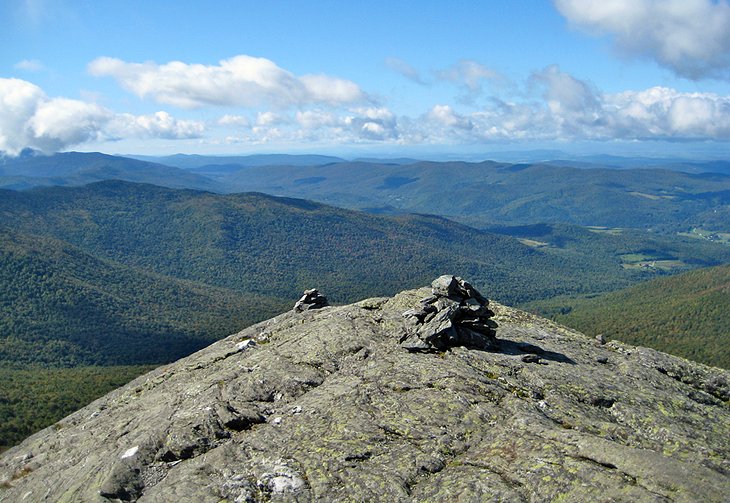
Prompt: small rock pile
<box><xmin>400</xmin><ymin>275</ymin><xmax>498</xmax><ymax>351</ymax></box>
<box><xmin>293</xmin><ymin>289</ymin><xmax>329</xmax><ymax>312</ymax></box>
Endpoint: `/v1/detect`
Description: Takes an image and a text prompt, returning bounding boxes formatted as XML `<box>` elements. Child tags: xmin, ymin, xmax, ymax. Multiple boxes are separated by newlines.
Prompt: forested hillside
<box><xmin>536</xmin><ymin>264</ymin><xmax>730</xmax><ymax>369</ymax></box>
<box><xmin>172</xmin><ymin>160</ymin><xmax>730</xmax><ymax>231</ymax></box>
<box><xmin>0</xmin><ymin>180</ymin><xmax>681</xmax><ymax>308</ymax></box>
<box><xmin>0</xmin><ymin>228</ymin><xmax>286</xmax><ymax>366</ymax></box>
<box><xmin>5</xmin><ymin>154</ymin><xmax>730</xmax><ymax>234</ymax></box>
<box><xmin>0</xmin><ymin>152</ymin><xmax>220</xmax><ymax>192</ymax></box>
<box><xmin>0</xmin><ymin>365</ymin><xmax>153</xmax><ymax>450</ymax></box>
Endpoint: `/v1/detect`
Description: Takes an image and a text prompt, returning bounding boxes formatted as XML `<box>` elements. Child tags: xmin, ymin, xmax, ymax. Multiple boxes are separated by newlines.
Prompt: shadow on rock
<box><xmin>498</xmin><ymin>339</ymin><xmax>576</xmax><ymax>365</ymax></box>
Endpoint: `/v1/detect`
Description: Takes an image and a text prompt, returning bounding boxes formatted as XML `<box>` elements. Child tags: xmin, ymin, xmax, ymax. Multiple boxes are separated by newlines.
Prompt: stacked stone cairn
<box><xmin>293</xmin><ymin>288</ymin><xmax>329</xmax><ymax>312</ymax></box>
<box><xmin>400</xmin><ymin>275</ymin><xmax>498</xmax><ymax>351</ymax></box>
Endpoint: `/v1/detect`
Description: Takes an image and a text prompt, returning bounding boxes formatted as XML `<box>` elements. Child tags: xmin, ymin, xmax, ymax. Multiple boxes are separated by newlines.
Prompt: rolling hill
<box><xmin>0</xmin><ymin>180</ymin><xmax>679</xmax><ymax>309</ymax></box>
<box><xmin>6</xmin><ymin>153</ymin><xmax>730</xmax><ymax>234</ymax></box>
<box><xmin>166</xmin><ymin>159</ymin><xmax>730</xmax><ymax>232</ymax></box>
<box><xmin>0</xmin><ymin>151</ymin><xmax>220</xmax><ymax>192</ymax></box>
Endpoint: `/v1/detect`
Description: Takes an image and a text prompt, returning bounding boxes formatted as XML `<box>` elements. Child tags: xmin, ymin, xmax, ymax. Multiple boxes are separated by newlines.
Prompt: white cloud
<box><xmin>0</xmin><ymin>78</ymin><xmax>111</xmax><ymax>154</ymax></box>
<box><xmin>0</xmin><ymin>78</ymin><xmax>206</xmax><ymax>155</ymax></box>
<box><xmin>345</xmin><ymin>107</ymin><xmax>399</xmax><ymax>140</ymax></box>
<box><xmin>28</xmin><ymin>97</ymin><xmax>112</xmax><ymax>151</ymax></box>
<box><xmin>255</xmin><ymin>111</ymin><xmax>287</xmax><ymax>127</ymax></box>
<box><xmin>14</xmin><ymin>59</ymin><xmax>44</xmax><ymax>72</ymax></box>
<box><xmin>428</xmin><ymin>105</ymin><xmax>473</xmax><ymax>130</ymax></box>
<box><xmin>554</xmin><ymin>0</ymin><xmax>730</xmax><ymax>80</ymax></box>
<box><xmin>608</xmin><ymin>87</ymin><xmax>730</xmax><ymax>139</ymax></box>
<box><xmin>436</xmin><ymin>60</ymin><xmax>503</xmax><ymax>92</ymax></box>
<box><xmin>295</xmin><ymin>110</ymin><xmax>341</xmax><ymax>129</ymax></box>
<box><xmin>217</xmin><ymin>114</ymin><xmax>250</xmax><ymax>127</ymax></box>
<box><xmin>385</xmin><ymin>57</ymin><xmax>425</xmax><ymax>84</ymax></box>
<box><xmin>110</xmin><ymin>112</ymin><xmax>205</xmax><ymax>140</ymax></box>
<box><xmin>88</xmin><ymin>55</ymin><xmax>366</xmax><ymax>109</ymax></box>
<box><xmin>226</xmin><ymin>106</ymin><xmax>401</xmax><ymax>145</ymax></box>
<box><xmin>414</xmin><ymin>67</ymin><xmax>730</xmax><ymax>143</ymax></box>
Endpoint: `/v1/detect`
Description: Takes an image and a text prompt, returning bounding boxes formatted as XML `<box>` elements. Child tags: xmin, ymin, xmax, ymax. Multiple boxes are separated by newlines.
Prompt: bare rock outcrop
<box><xmin>1</xmin><ymin>278</ymin><xmax>728</xmax><ymax>502</ymax></box>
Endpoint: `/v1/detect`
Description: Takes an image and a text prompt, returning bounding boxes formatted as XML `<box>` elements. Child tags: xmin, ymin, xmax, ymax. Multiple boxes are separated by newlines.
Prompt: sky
<box><xmin>2</xmin><ymin>0</ymin><xmax>730</xmax><ymax>159</ymax></box>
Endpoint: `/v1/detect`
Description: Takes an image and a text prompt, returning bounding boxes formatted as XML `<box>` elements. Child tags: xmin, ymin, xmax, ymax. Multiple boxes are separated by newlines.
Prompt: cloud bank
<box><xmin>415</xmin><ymin>66</ymin><xmax>730</xmax><ymax>144</ymax></box>
<box><xmin>88</xmin><ymin>55</ymin><xmax>366</xmax><ymax>109</ymax></box>
<box><xmin>0</xmin><ymin>78</ymin><xmax>203</xmax><ymax>155</ymax></box>
<box><xmin>555</xmin><ymin>0</ymin><xmax>730</xmax><ymax>80</ymax></box>
<box><xmin>3</xmin><ymin>62</ymin><xmax>730</xmax><ymax>155</ymax></box>
<box><xmin>234</xmin><ymin>66</ymin><xmax>730</xmax><ymax>146</ymax></box>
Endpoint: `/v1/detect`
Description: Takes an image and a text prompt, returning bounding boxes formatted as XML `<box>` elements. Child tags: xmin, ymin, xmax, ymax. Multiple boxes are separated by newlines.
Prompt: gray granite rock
<box><xmin>1</xmin><ymin>280</ymin><xmax>728</xmax><ymax>502</ymax></box>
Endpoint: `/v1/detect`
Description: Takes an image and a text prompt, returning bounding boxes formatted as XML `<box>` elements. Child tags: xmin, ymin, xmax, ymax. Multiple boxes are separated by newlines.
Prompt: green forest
<box><xmin>0</xmin><ymin>365</ymin><xmax>153</xmax><ymax>451</ymax></box>
<box><xmin>531</xmin><ymin>264</ymin><xmax>730</xmax><ymax>369</ymax></box>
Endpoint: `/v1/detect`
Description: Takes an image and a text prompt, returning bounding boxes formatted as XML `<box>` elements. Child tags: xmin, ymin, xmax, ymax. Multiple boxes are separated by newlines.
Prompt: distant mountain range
<box><xmin>4</xmin><ymin>152</ymin><xmax>730</xmax><ymax>232</ymax></box>
<box><xmin>0</xmin><ymin>151</ymin><xmax>221</xmax><ymax>192</ymax></box>
<box><xmin>127</xmin><ymin>153</ymin><xmax>346</xmax><ymax>169</ymax></box>
<box><xmin>158</xmin><ymin>159</ymin><xmax>730</xmax><ymax>231</ymax></box>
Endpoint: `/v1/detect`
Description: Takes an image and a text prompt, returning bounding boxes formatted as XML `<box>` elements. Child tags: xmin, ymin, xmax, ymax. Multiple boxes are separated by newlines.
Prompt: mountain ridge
<box><xmin>0</xmin><ymin>227</ymin><xmax>286</xmax><ymax>366</ymax></box>
<box><xmin>0</xmin><ymin>152</ymin><xmax>221</xmax><ymax>192</ymax></box>
<box><xmin>5</xmin><ymin>153</ymin><xmax>730</xmax><ymax>233</ymax></box>
<box><xmin>1</xmin><ymin>179</ymin><xmax>669</xmax><ymax>307</ymax></box>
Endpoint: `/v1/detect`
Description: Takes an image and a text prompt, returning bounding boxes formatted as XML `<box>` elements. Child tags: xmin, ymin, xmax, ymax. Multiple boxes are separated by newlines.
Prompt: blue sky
<box><xmin>2</xmin><ymin>0</ymin><xmax>730</xmax><ymax>158</ymax></box>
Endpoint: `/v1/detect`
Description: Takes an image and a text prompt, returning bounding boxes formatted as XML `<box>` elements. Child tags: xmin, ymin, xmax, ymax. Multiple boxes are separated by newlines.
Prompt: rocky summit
<box><xmin>1</xmin><ymin>277</ymin><xmax>729</xmax><ymax>502</ymax></box>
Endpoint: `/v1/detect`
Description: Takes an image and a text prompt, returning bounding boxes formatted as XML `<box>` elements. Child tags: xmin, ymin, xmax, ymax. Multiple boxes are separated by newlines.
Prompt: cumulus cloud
<box><xmin>255</xmin><ymin>111</ymin><xmax>289</xmax><ymax>127</ymax></box>
<box><xmin>554</xmin><ymin>0</ymin><xmax>730</xmax><ymax>80</ymax></box>
<box><xmin>218</xmin><ymin>69</ymin><xmax>730</xmax><ymax>147</ymax></box>
<box><xmin>385</xmin><ymin>57</ymin><xmax>426</xmax><ymax>84</ymax></box>
<box><xmin>88</xmin><ymin>55</ymin><xmax>366</xmax><ymax>109</ymax></box>
<box><xmin>428</xmin><ymin>105</ymin><xmax>473</xmax><ymax>130</ymax></box>
<box><xmin>414</xmin><ymin>66</ymin><xmax>730</xmax><ymax>143</ymax></box>
<box><xmin>607</xmin><ymin>87</ymin><xmax>730</xmax><ymax>139</ymax></box>
<box><xmin>110</xmin><ymin>112</ymin><xmax>205</xmax><ymax>140</ymax></box>
<box><xmin>0</xmin><ymin>78</ymin><xmax>111</xmax><ymax>154</ymax></box>
<box><xmin>226</xmin><ymin>106</ymin><xmax>401</xmax><ymax>145</ymax></box>
<box><xmin>0</xmin><ymin>77</ymin><xmax>205</xmax><ymax>155</ymax></box>
<box><xmin>28</xmin><ymin>98</ymin><xmax>113</xmax><ymax>151</ymax></box>
<box><xmin>295</xmin><ymin>110</ymin><xmax>341</xmax><ymax>129</ymax></box>
<box><xmin>217</xmin><ymin>114</ymin><xmax>250</xmax><ymax>127</ymax></box>
<box><xmin>345</xmin><ymin>107</ymin><xmax>399</xmax><ymax>140</ymax></box>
